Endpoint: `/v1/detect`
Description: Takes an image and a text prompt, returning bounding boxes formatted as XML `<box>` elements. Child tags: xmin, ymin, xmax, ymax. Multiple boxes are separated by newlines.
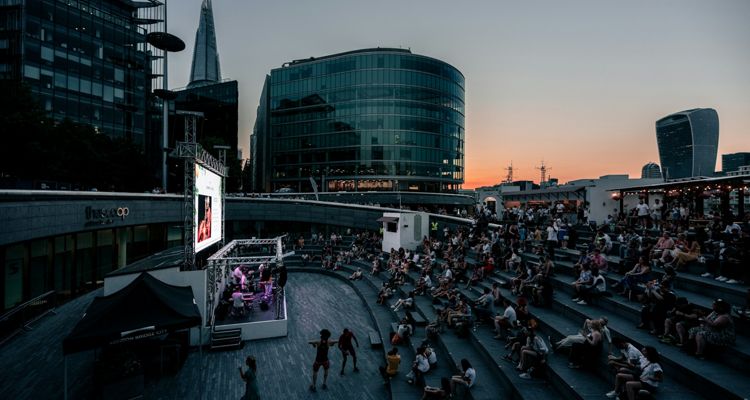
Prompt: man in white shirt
<box><xmin>494</xmin><ymin>299</ymin><xmax>517</xmax><ymax>339</ymax></box>
<box><xmin>636</xmin><ymin>200</ymin><xmax>650</xmax><ymax>227</ymax></box>
<box><xmin>724</xmin><ymin>221</ymin><xmax>741</xmax><ymax>235</ymax></box>
<box><xmin>651</xmin><ymin>199</ymin><xmax>663</xmax><ymax>229</ymax></box>
<box><xmin>546</xmin><ymin>222</ymin><xmax>558</xmax><ymax>257</ymax></box>
<box><xmin>607</xmin><ymin>338</ymin><xmax>645</xmax><ymax>374</ymax></box>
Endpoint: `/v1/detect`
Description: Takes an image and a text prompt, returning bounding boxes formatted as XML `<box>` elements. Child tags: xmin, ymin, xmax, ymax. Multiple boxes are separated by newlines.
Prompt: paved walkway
<box><xmin>0</xmin><ymin>273</ymin><xmax>389</xmax><ymax>400</ymax></box>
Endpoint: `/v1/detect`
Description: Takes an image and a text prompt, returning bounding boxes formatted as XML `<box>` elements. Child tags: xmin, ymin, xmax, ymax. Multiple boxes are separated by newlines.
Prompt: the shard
<box><xmin>188</xmin><ymin>0</ymin><xmax>221</xmax><ymax>87</ymax></box>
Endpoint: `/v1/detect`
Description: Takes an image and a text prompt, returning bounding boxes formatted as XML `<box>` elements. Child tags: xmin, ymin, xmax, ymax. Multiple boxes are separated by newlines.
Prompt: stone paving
<box><xmin>0</xmin><ymin>272</ymin><xmax>390</xmax><ymax>400</ymax></box>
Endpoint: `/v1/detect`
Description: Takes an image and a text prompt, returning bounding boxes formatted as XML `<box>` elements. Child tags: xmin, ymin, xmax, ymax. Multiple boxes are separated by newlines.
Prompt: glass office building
<box><xmin>656</xmin><ymin>108</ymin><xmax>719</xmax><ymax>180</ymax></box>
<box><xmin>722</xmin><ymin>152</ymin><xmax>750</xmax><ymax>175</ymax></box>
<box><xmin>252</xmin><ymin>48</ymin><xmax>465</xmax><ymax>193</ymax></box>
<box><xmin>0</xmin><ymin>0</ymin><xmax>163</xmax><ymax>146</ymax></box>
<box><xmin>169</xmin><ymin>80</ymin><xmax>240</xmax><ymax>191</ymax></box>
<box><xmin>640</xmin><ymin>162</ymin><xmax>662</xmax><ymax>179</ymax></box>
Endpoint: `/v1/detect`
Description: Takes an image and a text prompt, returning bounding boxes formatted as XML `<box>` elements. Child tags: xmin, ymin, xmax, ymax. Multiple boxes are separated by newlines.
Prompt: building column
<box><xmin>694</xmin><ymin>195</ymin><xmax>704</xmax><ymax>217</ymax></box>
<box><xmin>116</xmin><ymin>228</ymin><xmax>128</xmax><ymax>268</ymax></box>
<box><xmin>737</xmin><ymin>188</ymin><xmax>745</xmax><ymax>218</ymax></box>
<box><xmin>720</xmin><ymin>191</ymin><xmax>731</xmax><ymax>220</ymax></box>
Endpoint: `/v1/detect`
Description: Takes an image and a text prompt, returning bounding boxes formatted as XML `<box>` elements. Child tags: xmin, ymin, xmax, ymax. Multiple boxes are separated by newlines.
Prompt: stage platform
<box><xmin>215</xmin><ymin>295</ymin><xmax>286</xmax><ymax>326</ymax></box>
<box><xmin>213</xmin><ymin>291</ymin><xmax>288</xmax><ymax>341</ymax></box>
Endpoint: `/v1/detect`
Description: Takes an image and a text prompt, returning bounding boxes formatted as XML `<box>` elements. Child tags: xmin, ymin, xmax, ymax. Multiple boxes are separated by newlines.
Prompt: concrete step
<box><xmin>490</xmin><ymin>268</ymin><xmax>750</xmax><ymax>400</ymax></box>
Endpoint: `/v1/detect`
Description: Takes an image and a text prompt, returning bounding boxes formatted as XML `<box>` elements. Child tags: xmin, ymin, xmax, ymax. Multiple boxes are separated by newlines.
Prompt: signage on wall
<box><xmin>85</xmin><ymin>206</ymin><xmax>130</xmax><ymax>226</ymax></box>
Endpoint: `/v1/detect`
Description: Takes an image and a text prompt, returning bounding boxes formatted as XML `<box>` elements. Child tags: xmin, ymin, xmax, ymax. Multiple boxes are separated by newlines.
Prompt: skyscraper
<box><xmin>171</xmin><ymin>0</ymin><xmax>239</xmax><ymax>191</ymax></box>
<box><xmin>655</xmin><ymin>108</ymin><xmax>719</xmax><ymax>180</ymax></box>
<box><xmin>188</xmin><ymin>0</ymin><xmax>221</xmax><ymax>88</ymax></box>
<box><xmin>641</xmin><ymin>162</ymin><xmax>662</xmax><ymax>179</ymax></box>
<box><xmin>251</xmin><ymin>48</ymin><xmax>465</xmax><ymax>193</ymax></box>
<box><xmin>0</xmin><ymin>0</ymin><xmax>165</xmax><ymax>145</ymax></box>
<box><xmin>722</xmin><ymin>152</ymin><xmax>750</xmax><ymax>175</ymax></box>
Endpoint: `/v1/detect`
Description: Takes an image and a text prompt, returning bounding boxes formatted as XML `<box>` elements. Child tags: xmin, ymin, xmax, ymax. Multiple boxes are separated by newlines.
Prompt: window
<box><xmin>114</xmin><ymin>67</ymin><xmax>124</xmax><ymax>83</ymax></box>
<box><xmin>54</xmin><ymin>72</ymin><xmax>66</xmax><ymax>88</ymax></box>
<box><xmin>67</xmin><ymin>76</ymin><xmax>79</xmax><ymax>92</ymax></box>
<box><xmin>41</xmin><ymin>46</ymin><xmax>54</xmax><ymax>62</ymax></box>
<box><xmin>103</xmin><ymin>85</ymin><xmax>113</xmax><ymax>102</ymax></box>
<box><xmin>80</xmin><ymin>79</ymin><xmax>91</xmax><ymax>94</ymax></box>
<box><xmin>24</xmin><ymin>65</ymin><xmax>40</xmax><ymax>79</ymax></box>
<box><xmin>387</xmin><ymin>221</ymin><xmax>398</xmax><ymax>233</ymax></box>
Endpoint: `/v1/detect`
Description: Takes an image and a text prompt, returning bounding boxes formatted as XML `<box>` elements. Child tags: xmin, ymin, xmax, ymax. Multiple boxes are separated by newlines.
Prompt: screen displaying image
<box><xmin>195</xmin><ymin>164</ymin><xmax>223</xmax><ymax>252</ymax></box>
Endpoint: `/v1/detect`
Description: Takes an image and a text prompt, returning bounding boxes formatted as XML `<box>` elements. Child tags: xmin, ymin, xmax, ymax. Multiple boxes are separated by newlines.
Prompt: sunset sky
<box><xmin>167</xmin><ymin>0</ymin><xmax>750</xmax><ymax>189</ymax></box>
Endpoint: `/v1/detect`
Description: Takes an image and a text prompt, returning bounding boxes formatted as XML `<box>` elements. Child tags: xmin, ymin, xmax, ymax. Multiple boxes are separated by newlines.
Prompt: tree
<box><xmin>0</xmin><ymin>80</ymin><xmax>155</xmax><ymax>191</ymax></box>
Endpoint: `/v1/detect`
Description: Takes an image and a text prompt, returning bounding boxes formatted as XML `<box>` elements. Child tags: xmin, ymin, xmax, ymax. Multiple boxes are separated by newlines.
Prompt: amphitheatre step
<box><xmin>402</xmin><ymin>268</ymin><xmax>575</xmax><ymax>400</ymax></box>
<box><xmin>484</xmin><ymin>279</ymin><xmax>707</xmax><ymax>400</ymax></box>
<box><xmin>339</xmin><ymin>264</ymin><xmax>456</xmax><ymax>392</ymax></box>
<box><xmin>287</xmin><ymin>266</ymin><xmax>417</xmax><ymax>400</ymax></box>
<box><xmin>410</xmin><ymin>295</ymin><xmax>529</xmax><ymax>400</ymax></box>
<box><xmin>522</xmin><ymin>252</ymin><xmax>749</xmax><ymax>329</ymax></box>
<box><xmin>491</xmin><ymin>270</ymin><xmax>748</xmax><ymax>400</ymax></box>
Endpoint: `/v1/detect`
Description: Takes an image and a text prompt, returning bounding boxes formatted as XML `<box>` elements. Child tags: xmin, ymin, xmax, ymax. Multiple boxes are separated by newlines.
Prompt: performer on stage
<box><xmin>338</xmin><ymin>328</ymin><xmax>360</xmax><ymax>375</ymax></box>
<box><xmin>309</xmin><ymin>329</ymin><xmax>337</xmax><ymax>392</ymax></box>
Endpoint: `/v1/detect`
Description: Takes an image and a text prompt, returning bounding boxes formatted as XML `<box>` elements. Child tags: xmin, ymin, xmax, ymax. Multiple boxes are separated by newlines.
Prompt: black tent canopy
<box><xmin>63</xmin><ymin>272</ymin><xmax>202</xmax><ymax>355</ymax></box>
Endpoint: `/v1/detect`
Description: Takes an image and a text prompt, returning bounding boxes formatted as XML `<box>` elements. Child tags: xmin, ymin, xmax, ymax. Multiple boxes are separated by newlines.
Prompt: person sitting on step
<box><xmin>687</xmin><ymin>299</ymin><xmax>735</xmax><ymax>359</ymax></box>
<box><xmin>606</xmin><ymin>346</ymin><xmax>663</xmax><ymax>399</ymax></box>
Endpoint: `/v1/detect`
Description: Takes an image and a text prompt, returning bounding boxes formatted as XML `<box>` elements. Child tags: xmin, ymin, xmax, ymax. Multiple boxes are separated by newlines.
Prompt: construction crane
<box><xmin>504</xmin><ymin>161</ymin><xmax>514</xmax><ymax>184</ymax></box>
<box><xmin>536</xmin><ymin>160</ymin><xmax>550</xmax><ymax>185</ymax></box>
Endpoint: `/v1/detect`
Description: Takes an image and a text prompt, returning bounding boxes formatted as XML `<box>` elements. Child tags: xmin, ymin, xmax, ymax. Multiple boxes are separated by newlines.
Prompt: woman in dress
<box><xmin>688</xmin><ymin>299</ymin><xmax>735</xmax><ymax>358</ymax></box>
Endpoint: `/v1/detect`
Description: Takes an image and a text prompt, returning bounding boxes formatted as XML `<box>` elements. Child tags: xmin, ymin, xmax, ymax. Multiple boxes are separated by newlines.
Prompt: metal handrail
<box><xmin>0</xmin><ymin>290</ymin><xmax>57</xmax><ymax>346</ymax></box>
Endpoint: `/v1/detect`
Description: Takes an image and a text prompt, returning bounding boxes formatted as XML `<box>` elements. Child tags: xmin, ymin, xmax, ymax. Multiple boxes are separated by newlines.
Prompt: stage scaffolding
<box><xmin>206</xmin><ymin>236</ymin><xmax>293</xmax><ymax>324</ymax></box>
<box><xmin>170</xmin><ymin>111</ymin><xmax>227</xmax><ymax>271</ymax></box>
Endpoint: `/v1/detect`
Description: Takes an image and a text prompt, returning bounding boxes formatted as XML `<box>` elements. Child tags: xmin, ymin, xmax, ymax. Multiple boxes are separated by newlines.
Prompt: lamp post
<box><xmin>147</xmin><ymin>23</ymin><xmax>185</xmax><ymax>191</ymax></box>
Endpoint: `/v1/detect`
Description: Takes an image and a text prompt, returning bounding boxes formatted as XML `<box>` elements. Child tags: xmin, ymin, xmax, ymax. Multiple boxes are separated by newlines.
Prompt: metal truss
<box><xmin>169</xmin><ymin>110</ymin><xmax>228</xmax><ymax>271</ymax></box>
<box><xmin>204</xmin><ymin>236</ymin><xmax>291</xmax><ymax>324</ymax></box>
<box><xmin>179</xmin><ymin>112</ymin><xmax>199</xmax><ymax>271</ymax></box>
<box><xmin>172</xmin><ymin>142</ymin><xmax>227</xmax><ymax>177</ymax></box>
<box><xmin>207</xmin><ymin>236</ymin><xmax>287</xmax><ymax>260</ymax></box>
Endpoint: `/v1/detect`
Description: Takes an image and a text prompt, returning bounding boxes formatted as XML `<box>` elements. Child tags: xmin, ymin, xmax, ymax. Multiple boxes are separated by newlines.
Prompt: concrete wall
<box><xmin>0</xmin><ymin>191</ymin><xmax>182</xmax><ymax>247</ymax></box>
<box><xmin>0</xmin><ymin>191</ymin><xmax>477</xmax><ymax>247</ymax></box>
<box><xmin>582</xmin><ymin>176</ymin><xmax>663</xmax><ymax>224</ymax></box>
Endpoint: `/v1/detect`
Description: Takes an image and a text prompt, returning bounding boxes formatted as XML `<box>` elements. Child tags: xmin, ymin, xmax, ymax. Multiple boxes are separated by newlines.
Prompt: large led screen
<box><xmin>195</xmin><ymin>164</ymin><xmax>223</xmax><ymax>252</ymax></box>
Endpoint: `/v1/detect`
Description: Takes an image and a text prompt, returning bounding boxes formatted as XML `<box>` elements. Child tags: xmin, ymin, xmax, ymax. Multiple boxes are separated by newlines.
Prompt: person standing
<box><xmin>338</xmin><ymin>328</ymin><xmax>360</xmax><ymax>375</ymax></box>
<box><xmin>309</xmin><ymin>329</ymin><xmax>338</xmax><ymax>392</ymax></box>
<box><xmin>636</xmin><ymin>200</ymin><xmax>650</xmax><ymax>228</ymax></box>
<box><xmin>239</xmin><ymin>356</ymin><xmax>260</xmax><ymax>400</ymax></box>
<box><xmin>651</xmin><ymin>199</ymin><xmax>663</xmax><ymax>230</ymax></box>
<box><xmin>546</xmin><ymin>221</ymin><xmax>558</xmax><ymax>259</ymax></box>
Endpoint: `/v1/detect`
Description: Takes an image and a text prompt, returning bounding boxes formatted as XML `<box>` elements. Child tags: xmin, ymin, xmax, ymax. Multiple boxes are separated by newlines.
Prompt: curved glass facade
<box><xmin>254</xmin><ymin>48</ymin><xmax>465</xmax><ymax>192</ymax></box>
<box><xmin>656</xmin><ymin>108</ymin><xmax>719</xmax><ymax>180</ymax></box>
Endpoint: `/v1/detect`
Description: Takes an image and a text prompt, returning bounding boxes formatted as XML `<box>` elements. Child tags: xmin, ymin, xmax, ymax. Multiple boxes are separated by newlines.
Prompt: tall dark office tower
<box><xmin>251</xmin><ymin>48</ymin><xmax>465</xmax><ymax>193</ymax></box>
<box><xmin>655</xmin><ymin>108</ymin><xmax>719</xmax><ymax>180</ymax></box>
<box><xmin>251</xmin><ymin>76</ymin><xmax>271</xmax><ymax>193</ymax></box>
<box><xmin>641</xmin><ymin>162</ymin><xmax>662</xmax><ymax>179</ymax></box>
<box><xmin>722</xmin><ymin>152</ymin><xmax>750</xmax><ymax>175</ymax></box>
<box><xmin>0</xmin><ymin>0</ymin><xmax>165</xmax><ymax>146</ymax></box>
<box><xmin>188</xmin><ymin>0</ymin><xmax>221</xmax><ymax>88</ymax></box>
<box><xmin>170</xmin><ymin>0</ymin><xmax>239</xmax><ymax>191</ymax></box>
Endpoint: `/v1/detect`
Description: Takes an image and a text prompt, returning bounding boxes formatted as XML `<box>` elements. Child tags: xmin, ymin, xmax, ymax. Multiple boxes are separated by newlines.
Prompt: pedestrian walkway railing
<box><xmin>0</xmin><ymin>290</ymin><xmax>57</xmax><ymax>347</ymax></box>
